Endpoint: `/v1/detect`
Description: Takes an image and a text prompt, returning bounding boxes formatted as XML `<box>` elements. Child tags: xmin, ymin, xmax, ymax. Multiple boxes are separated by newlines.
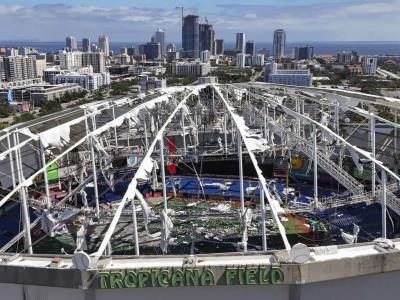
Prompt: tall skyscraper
<box><xmin>154</xmin><ymin>28</ymin><xmax>166</xmax><ymax>57</ymax></box>
<box><xmin>236</xmin><ymin>33</ymin><xmax>245</xmax><ymax>53</ymax></box>
<box><xmin>66</xmin><ymin>36</ymin><xmax>77</xmax><ymax>51</ymax></box>
<box><xmin>82</xmin><ymin>38</ymin><xmax>91</xmax><ymax>52</ymax></box>
<box><xmin>99</xmin><ymin>35</ymin><xmax>110</xmax><ymax>56</ymax></box>
<box><xmin>199</xmin><ymin>24</ymin><xmax>215</xmax><ymax>55</ymax></box>
<box><xmin>273</xmin><ymin>29</ymin><xmax>286</xmax><ymax>59</ymax></box>
<box><xmin>215</xmin><ymin>39</ymin><xmax>224</xmax><ymax>55</ymax></box>
<box><xmin>182</xmin><ymin>15</ymin><xmax>200</xmax><ymax>58</ymax></box>
<box><xmin>245</xmin><ymin>41</ymin><xmax>256</xmax><ymax>57</ymax></box>
<box><xmin>144</xmin><ymin>42</ymin><xmax>161</xmax><ymax>60</ymax></box>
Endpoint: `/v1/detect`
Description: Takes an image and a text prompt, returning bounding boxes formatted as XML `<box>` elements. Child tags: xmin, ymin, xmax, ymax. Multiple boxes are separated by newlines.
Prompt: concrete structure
<box><xmin>362</xmin><ymin>56</ymin><xmax>378</xmax><ymax>75</ymax></box>
<box><xmin>99</xmin><ymin>35</ymin><xmax>110</xmax><ymax>57</ymax></box>
<box><xmin>245</xmin><ymin>41</ymin><xmax>256</xmax><ymax>57</ymax></box>
<box><xmin>168</xmin><ymin>61</ymin><xmax>210</xmax><ymax>77</ymax></box>
<box><xmin>236</xmin><ymin>33</ymin><xmax>245</xmax><ymax>53</ymax></box>
<box><xmin>273</xmin><ymin>29</ymin><xmax>286</xmax><ymax>59</ymax></box>
<box><xmin>264</xmin><ymin>62</ymin><xmax>312</xmax><ymax>86</ymax></box>
<box><xmin>82</xmin><ymin>38</ymin><xmax>91</xmax><ymax>52</ymax></box>
<box><xmin>53</xmin><ymin>72</ymin><xmax>110</xmax><ymax>91</ymax></box>
<box><xmin>65</xmin><ymin>36</ymin><xmax>77</xmax><ymax>51</ymax></box>
<box><xmin>215</xmin><ymin>39</ymin><xmax>224</xmax><ymax>55</ymax></box>
<box><xmin>166</xmin><ymin>43</ymin><xmax>176</xmax><ymax>53</ymax></box>
<box><xmin>154</xmin><ymin>28</ymin><xmax>166</xmax><ymax>57</ymax></box>
<box><xmin>182</xmin><ymin>15</ymin><xmax>200</xmax><ymax>59</ymax></box>
<box><xmin>139</xmin><ymin>75</ymin><xmax>166</xmax><ymax>91</ymax></box>
<box><xmin>199</xmin><ymin>24</ymin><xmax>215</xmax><ymax>55</ymax></box>
<box><xmin>198</xmin><ymin>76</ymin><xmax>218</xmax><ymax>84</ymax></box>
<box><xmin>236</xmin><ymin>53</ymin><xmax>245</xmax><ymax>68</ymax></box>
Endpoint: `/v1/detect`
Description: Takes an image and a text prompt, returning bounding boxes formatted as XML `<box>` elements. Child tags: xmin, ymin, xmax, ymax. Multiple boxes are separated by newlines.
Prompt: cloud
<box><xmin>0</xmin><ymin>1</ymin><xmax>399</xmax><ymax>42</ymax></box>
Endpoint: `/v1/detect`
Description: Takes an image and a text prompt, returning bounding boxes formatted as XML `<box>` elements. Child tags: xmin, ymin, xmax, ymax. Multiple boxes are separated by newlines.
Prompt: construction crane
<box><xmin>175</xmin><ymin>6</ymin><xmax>184</xmax><ymax>26</ymax></box>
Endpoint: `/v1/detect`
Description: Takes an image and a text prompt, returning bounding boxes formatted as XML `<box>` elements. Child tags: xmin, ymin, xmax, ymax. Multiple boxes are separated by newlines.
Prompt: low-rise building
<box><xmin>10</xmin><ymin>101</ymin><xmax>30</xmax><ymax>113</ymax></box>
<box><xmin>167</xmin><ymin>62</ymin><xmax>210</xmax><ymax>77</ymax></box>
<box><xmin>264</xmin><ymin>62</ymin><xmax>313</xmax><ymax>87</ymax></box>
<box><xmin>53</xmin><ymin>72</ymin><xmax>110</xmax><ymax>91</ymax></box>
<box><xmin>139</xmin><ymin>75</ymin><xmax>166</xmax><ymax>91</ymax></box>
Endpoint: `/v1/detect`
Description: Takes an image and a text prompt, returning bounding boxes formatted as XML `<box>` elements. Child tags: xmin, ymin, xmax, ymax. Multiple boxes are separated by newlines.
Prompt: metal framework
<box><xmin>0</xmin><ymin>83</ymin><xmax>399</xmax><ymax>267</ymax></box>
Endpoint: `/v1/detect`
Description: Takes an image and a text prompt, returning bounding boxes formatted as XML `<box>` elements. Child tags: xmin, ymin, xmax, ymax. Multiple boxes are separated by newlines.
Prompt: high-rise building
<box><xmin>0</xmin><ymin>55</ymin><xmax>38</xmax><ymax>82</ymax></box>
<box><xmin>215</xmin><ymin>39</ymin><xmax>224</xmax><ymax>55</ymax></box>
<box><xmin>236</xmin><ymin>53</ymin><xmax>245</xmax><ymax>68</ymax></box>
<box><xmin>82</xmin><ymin>38</ymin><xmax>91</xmax><ymax>52</ymax></box>
<box><xmin>66</xmin><ymin>36</ymin><xmax>77</xmax><ymax>51</ymax></box>
<box><xmin>199</xmin><ymin>24</ymin><xmax>215</xmax><ymax>55</ymax></box>
<box><xmin>127</xmin><ymin>47</ymin><xmax>136</xmax><ymax>56</ymax></box>
<box><xmin>182</xmin><ymin>15</ymin><xmax>200</xmax><ymax>58</ymax></box>
<box><xmin>272</xmin><ymin>29</ymin><xmax>286</xmax><ymax>59</ymax></box>
<box><xmin>236</xmin><ymin>33</ymin><xmax>245</xmax><ymax>53</ymax></box>
<box><xmin>245</xmin><ymin>41</ymin><xmax>256</xmax><ymax>57</ymax></box>
<box><xmin>362</xmin><ymin>56</ymin><xmax>378</xmax><ymax>75</ymax></box>
<box><xmin>99</xmin><ymin>35</ymin><xmax>110</xmax><ymax>56</ymax></box>
<box><xmin>59</xmin><ymin>51</ymin><xmax>105</xmax><ymax>73</ymax></box>
<box><xmin>144</xmin><ymin>42</ymin><xmax>161</xmax><ymax>60</ymax></box>
<box><xmin>253</xmin><ymin>54</ymin><xmax>265</xmax><ymax>66</ymax></box>
<box><xmin>337</xmin><ymin>51</ymin><xmax>359</xmax><ymax>64</ymax></box>
<box><xmin>91</xmin><ymin>44</ymin><xmax>98</xmax><ymax>52</ymax></box>
<box><xmin>154</xmin><ymin>28</ymin><xmax>166</xmax><ymax>57</ymax></box>
<box><xmin>294</xmin><ymin>45</ymin><xmax>314</xmax><ymax>61</ymax></box>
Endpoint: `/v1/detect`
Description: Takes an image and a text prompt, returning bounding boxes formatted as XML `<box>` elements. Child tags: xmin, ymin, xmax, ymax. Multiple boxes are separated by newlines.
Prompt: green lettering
<box><xmin>259</xmin><ymin>267</ymin><xmax>271</xmax><ymax>284</ymax></box>
<box><xmin>238</xmin><ymin>267</ymin><xmax>246</xmax><ymax>285</ymax></box>
<box><xmin>185</xmin><ymin>268</ymin><xmax>200</xmax><ymax>286</ymax></box>
<box><xmin>200</xmin><ymin>268</ymin><xmax>215</xmax><ymax>286</ymax></box>
<box><xmin>171</xmin><ymin>269</ymin><xmax>185</xmax><ymax>287</ymax></box>
<box><xmin>110</xmin><ymin>272</ymin><xmax>124</xmax><ymax>289</ymax></box>
<box><xmin>151</xmin><ymin>269</ymin><xmax>158</xmax><ymax>287</ymax></box>
<box><xmin>245</xmin><ymin>267</ymin><xmax>258</xmax><ymax>285</ymax></box>
<box><xmin>97</xmin><ymin>272</ymin><xmax>110</xmax><ymax>289</ymax></box>
<box><xmin>157</xmin><ymin>270</ymin><xmax>170</xmax><ymax>288</ymax></box>
<box><xmin>124</xmin><ymin>271</ymin><xmax>137</xmax><ymax>288</ymax></box>
<box><xmin>138</xmin><ymin>270</ymin><xmax>151</xmax><ymax>287</ymax></box>
<box><xmin>271</xmin><ymin>267</ymin><xmax>284</xmax><ymax>284</ymax></box>
<box><xmin>225</xmin><ymin>267</ymin><xmax>237</xmax><ymax>285</ymax></box>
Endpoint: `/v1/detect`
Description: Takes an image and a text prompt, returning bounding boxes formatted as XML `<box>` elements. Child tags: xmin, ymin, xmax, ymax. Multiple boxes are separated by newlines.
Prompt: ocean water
<box><xmin>0</xmin><ymin>40</ymin><xmax>399</xmax><ymax>56</ymax></box>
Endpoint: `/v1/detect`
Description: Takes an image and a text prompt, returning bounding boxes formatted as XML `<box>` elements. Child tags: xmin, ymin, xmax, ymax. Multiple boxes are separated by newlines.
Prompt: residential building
<box><xmin>182</xmin><ymin>15</ymin><xmax>200</xmax><ymax>58</ymax></box>
<box><xmin>245</xmin><ymin>41</ymin><xmax>256</xmax><ymax>57</ymax></box>
<box><xmin>253</xmin><ymin>54</ymin><xmax>265</xmax><ymax>66</ymax></box>
<box><xmin>66</xmin><ymin>36</ymin><xmax>77</xmax><ymax>51</ymax></box>
<box><xmin>345</xmin><ymin>64</ymin><xmax>363</xmax><ymax>75</ymax></box>
<box><xmin>200</xmin><ymin>50</ymin><xmax>210</xmax><ymax>63</ymax></box>
<box><xmin>154</xmin><ymin>28</ymin><xmax>166</xmax><ymax>57</ymax></box>
<box><xmin>362</xmin><ymin>56</ymin><xmax>378</xmax><ymax>75</ymax></box>
<box><xmin>127</xmin><ymin>47</ymin><xmax>136</xmax><ymax>56</ymax></box>
<box><xmin>99</xmin><ymin>35</ymin><xmax>110</xmax><ymax>56</ymax></box>
<box><xmin>0</xmin><ymin>55</ymin><xmax>38</xmax><ymax>82</ymax></box>
<box><xmin>215</xmin><ymin>39</ymin><xmax>224</xmax><ymax>55</ymax></box>
<box><xmin>139</xmin><ymin>75</ymin><xmax>166</xmax><ymax>91</ymax></box>
<box><xmin>337</xmin><ymin>51</ymin><xmax>359</xmax><ymax>65</ymax></box>
<box><xmin>59</xmin><ymin>51</ymin><xmax>105</xmax><ymax>73</ymax></box>
<box><xmin>273</xmin><ymin>29</ymin><xmax>286</xmax><ymax>59</ymax></box>
<box><xmin>236</xmin><ymin>53</ymin><xmax>245</xmax><ymax>68</ymax></box>
<box><xmin>82</xmin><ymin>38</ymin><xmax>91</xmax><ymax>52</ymax></box>
<box><xmin>236</xmin><ymin>33</ymin><xmax>245</xmax><ymax>53</ymax></box>
<box><xmin>53</xmin><ymin>72</ymin><xmax>110</xmax><ymax>91</ymax></box>
<box><xmin>166</xmin><ymin>43</ymin><xmax>177</xmax><ymax>53</ymax></box>
<box><xmin>143</xmin><ymin>42</ymin><xmax>161</xmax><ymax>60</ymax></box>
<box><xmin>168</xmin><ymin>61</ymin><xmax>210</xmax><ymax>77</ymax></box>
<box><xmin>294</xmin><ymin>45</ymin><xmax>314</xmax><ymax>61</ymax></box>
<box><xmin>199</xmin><ymin>24</ymin><xmax>215</xmax><ymax>55</ymax></box>
<box><xmin>264</xmin><ymin>62</ymin><xmax>312</xmax><ymax>86</ymax></box>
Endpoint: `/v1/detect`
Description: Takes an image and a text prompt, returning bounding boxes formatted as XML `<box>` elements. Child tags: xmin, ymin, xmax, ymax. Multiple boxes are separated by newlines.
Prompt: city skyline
<box><xmin>0</xmin><ymin>1</ymin><xmax>400</xmax><ymax>42</ymax></box>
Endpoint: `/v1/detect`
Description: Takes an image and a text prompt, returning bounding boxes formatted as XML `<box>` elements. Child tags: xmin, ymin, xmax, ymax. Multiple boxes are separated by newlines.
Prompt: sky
<box><xmin>0</xmin><ymin>0</ymin><xmax>399</xmax><ymax>43</ymax></box>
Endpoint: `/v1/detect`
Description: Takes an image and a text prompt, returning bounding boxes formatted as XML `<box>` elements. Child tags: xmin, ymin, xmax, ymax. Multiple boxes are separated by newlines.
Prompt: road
<box><xmin>377</xmin><ymin>67</ymin><xmax>400</xmax><ymax>80</ymax></box>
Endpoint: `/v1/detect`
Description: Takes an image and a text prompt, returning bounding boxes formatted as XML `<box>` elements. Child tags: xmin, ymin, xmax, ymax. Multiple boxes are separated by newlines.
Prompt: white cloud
<box><xmin>0</xmin><ymin>1</ymin><xmax>399</xmax><ymax>42</ymax></box>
